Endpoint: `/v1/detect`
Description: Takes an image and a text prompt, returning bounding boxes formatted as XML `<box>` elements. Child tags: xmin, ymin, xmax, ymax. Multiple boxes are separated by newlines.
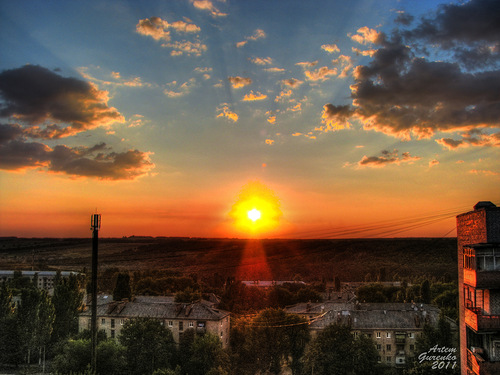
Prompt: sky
<box><xmin>0</xmin><ymin>0</ymin><xmax>499</xmax><ymax>239</ymax></box>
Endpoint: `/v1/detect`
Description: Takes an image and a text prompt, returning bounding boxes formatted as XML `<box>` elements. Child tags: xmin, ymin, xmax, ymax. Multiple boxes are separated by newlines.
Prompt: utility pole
<box><xmin>90</xmin><ymin>214</ymin><xmax>101</xmax><ymax>373</ymax></box>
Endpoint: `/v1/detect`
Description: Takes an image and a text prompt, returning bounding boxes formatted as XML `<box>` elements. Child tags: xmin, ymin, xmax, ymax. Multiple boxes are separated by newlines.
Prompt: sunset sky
<box><xmin>1</xmin><ymin>0</ymin><xmax>499</xmax><ymax>238</ymax></box>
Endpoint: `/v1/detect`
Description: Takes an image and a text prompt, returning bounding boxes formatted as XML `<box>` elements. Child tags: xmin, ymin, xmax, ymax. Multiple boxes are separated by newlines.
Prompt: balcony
<box><xmin>467</xmin><ymin>349</ymin><xmax>500</xmax><ymax>375</ymax></box>
<box><xmin>464</xmin><ymin>269</ymin><xmax>500</xmax><ymax>288</ymax></box>
<box><xmin>465</xmin><ymin>308</ymin><xmax>500</xmax><ymax>331</ymax></box>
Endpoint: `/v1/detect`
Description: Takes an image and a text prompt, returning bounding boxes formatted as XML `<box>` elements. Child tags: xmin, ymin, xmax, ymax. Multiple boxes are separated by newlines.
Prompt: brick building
<box><xmin>79</xmin><ymin>295</ymin><xmax>231</xmax><ymax>348</ymax></box>
<box><xmin>457</xmin><ymin>201</ymin><xmax>500</xmax><ymax>375</ymax></box>
<box><xmin>0</xmin><ymin>270</ymin><xmax>81</xmax><ymax>295</ymax></box>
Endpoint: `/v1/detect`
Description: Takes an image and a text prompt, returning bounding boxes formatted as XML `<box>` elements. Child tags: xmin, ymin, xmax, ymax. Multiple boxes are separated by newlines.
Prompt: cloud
<box><xmin>324</xmin><ymin>1</ymin><xmax>500</xmax><ymax>144</ymax></box>
<box><xmin>349</xmin><ymin>26</ymin><xmax>382</xmax><ymax>45</ymax></box>
<box><xmin>228</xmin><ymin>76</ymin><xmax>252</xmax><ymax>89</ymax></box>
<box><xmin>296</xmin><ymin>61</ymin><xmax>318</xmax><ymax>68</ymax></box>
<box><xmin>281</xmin><ymin>78</ymin><xmax>303</xmax><ymax>88</ymax></box>
<box><xmin>237</xmin><ymin>29</ymin><xmax>266</xmax><ymax>47</ymax></box>
<box><xmin>304</xmin><ymin>66</ymin><xmax>337</xmax><ymax>82</ymax></box>
<box><xmin>243</xmin><ymin>91</ymin><xmax>267</xmax><ymax>101</ymax></box>
<box><xmin>265</xmin><ymin>139</ymin><xmax>274</xmax><ymax>145</ymax></box>
<box><xmin>217</xmin><ymin>105</ymin><xmax>238</xmax><ymax>122</ymax></box>
<box><xmin>275</xmin><ymin>89</ymin><xmax>292</xmax><ymax>102</ymax></box>
<box><xmin>191</xmin><ymin>0</ymin><xmax>227</xmax><ymax>17</ymax></box>
<box><xmin>469</xmin><ymin>169</ymin><xmax>500</xmax><ymax>177</ymax></box>
<box><xmin>77</xmin><ymin>67</ymin><xmax>152</xmax><ymax>88</ymax></box>
<box><xmin>394</xmin><ymin>11</ymin><xmax>414</xmax><ymax>26</ymax></box>
<box><xmin>162</xmin><ymin>41</ymin><xmax>207</xmax><ymax>57</ymax></box>
<box><xmin>316</xmin><ymin>104</ymin><xmax>354</xmax><ymax>133</ymax></box>
<box><xmin>332</xmin><ymin>55</ymin><xmax>353</xmax><ymax>78</ymax></box>
<box><xmin>321</xmin><ymin>44</ymin><xmax>340</xmax><ymax>54</ymax></box>
<box><xmin>0</xmin><ymin>127</ymin><xmax>154</xmax><ymax>179</ymax></box>
<box><xmin>267</xmin><ymin>116</ymin><xmax>276</xmax><ymax>124</ymax></box>
<box><xmin>136</xmin><ymin>17</ymin><xmax>200</xmax><ymax>40</ymax></box>
<box><xmin>352</xmin><ymin>47</ymin><xmax>377</xmax><ymax>57</ymax></box>
<box><xmin>264</xmin><ymin>67</ymin><xmax>286</xmax><ymax>73</ymax></box>
<box><xmin>250</xmin><ymin>57</ymin><xmax>273</xmax><ymax>65</ymax></box>
<box><xmin>164</xmin><ymin>78</ymin><xmax>197</xmax><ymax>97</ymax></box>
<box><xmin>429</xmin><ymin>159</ymin><xmax>439</xmax><ymax>168</ymax></box>
<box><xmin>0</xmin><ymin>65</ymin><xmax>124</xmax><ymax>139</ymax></box>
<box><xmin>437</xmin><ymin>131</ymin><xmax>500</xmax><ymax>149</ymax></box>
<box><xmin>358</xmin><ymin>149</ymin><xmax>421</xmax><ymax>168</ymax></box>
<box><xmin>289</xmin><ymin>103</ymin><xmax>302</xmax><ymax>112</ymax></box>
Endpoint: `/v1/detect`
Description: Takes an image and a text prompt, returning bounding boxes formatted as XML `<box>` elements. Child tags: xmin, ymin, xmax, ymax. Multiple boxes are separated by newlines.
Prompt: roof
<box><xmin>81</xmin><ymin>295</ymin><xmax>230</xmax><ymax>321</ymax></box>
<box><xmin>285</xmin><ymin>302</ymin><xmax>445</xmax><ymax>331</ymax></box>
<box><xmin>0</xmin><ymin>270</ymin><xmax>79</xmax><ymax>277</ymax></box>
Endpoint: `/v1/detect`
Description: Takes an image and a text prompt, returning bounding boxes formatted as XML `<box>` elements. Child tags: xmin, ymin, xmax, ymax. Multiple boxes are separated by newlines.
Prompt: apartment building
<box><xmin>0</xmin><ymin>270</ymin><xmax>81</xmax><ymax>295</ymax></box>
<box><xmin>285</xmin><ymin>301</ymin><xmax>453</xmax><ymax>368</ymax></box>
<box><xmin>79</xmin><ymin>295</ymin><xmax>231</xmax><ymax>348</ymax></box>
<box><xmin>457</xmin><ymin>202</ymin><xmax>500</xmax><ymax>375</ymax></box>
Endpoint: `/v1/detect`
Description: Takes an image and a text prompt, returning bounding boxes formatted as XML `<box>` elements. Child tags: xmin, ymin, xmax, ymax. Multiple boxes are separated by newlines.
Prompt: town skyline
<box><xmin>0</xmin><ymin>0</ymin><xmax>499</xmax><ymax>238</ymax></box>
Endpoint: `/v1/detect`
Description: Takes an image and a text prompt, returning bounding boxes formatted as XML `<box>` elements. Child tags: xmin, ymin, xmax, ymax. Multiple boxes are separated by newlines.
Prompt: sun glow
<box><xmin>229</xmin><ymin>181</ymin><xmax>282</xmax><ymax>236</ymax></box>
<box><xmin>247</xmin><ymin>208</ymin><xmax>261</xmax><ymax>222</ymax></box>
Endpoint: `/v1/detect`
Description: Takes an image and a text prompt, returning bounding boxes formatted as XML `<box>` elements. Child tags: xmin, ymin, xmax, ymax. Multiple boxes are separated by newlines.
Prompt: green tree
<box><xmin>420</xmin><ymin>280</ymin><xmax>431</xmax><ymax>304</ymax></box>
<box><xmin>113</xmin><ymin>272</ymin><xmax>132</xmax><ymax>301</ymax></box>
<box><xmin>52</xmin><ymin>338</ymin><xmax>126</xmax><ymax>375</ymax></box>
<box><xmin>52</xmin><ymin>274</ymin><xmax>85</xmax><ymax>343</ymax></box>
<box><xmin>174</xmin><ymin>287</ymin><xmax>202</xmax><ymax>303</ymax></box>
<box><xmin>119</xmin><ymin>318</ymin><xmax>177</xmax><ymax>375</ymax></box>
<box><xmin>0</xmin><ymin>283</ymin><xmax>22</xmax><ymax>365</ymax></box>
<box><xmin>185</xmin><ymin>333</ymin><xmax>230</xmax><ymax>375</ymax></box>
<box><xmin>302</xmin><ymin>323</ymin><xmax>380</xmax><ymax>375</ymax></box>
<box><xmin>231</xmin><ymin>309</ymin><xmax>309</xmax><ymax>375</ymax></box>
<box><xmin>33</xmin><ymin>289</ymin><xmax>55</xmax><ymax>371</ymax></box>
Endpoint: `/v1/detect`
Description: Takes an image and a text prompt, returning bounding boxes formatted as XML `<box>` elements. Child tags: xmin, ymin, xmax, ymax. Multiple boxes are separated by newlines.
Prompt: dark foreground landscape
<box><xmin>0</xmin><ymin>237</ymin><xmax>458</xmax><ymax>282</ymax></box>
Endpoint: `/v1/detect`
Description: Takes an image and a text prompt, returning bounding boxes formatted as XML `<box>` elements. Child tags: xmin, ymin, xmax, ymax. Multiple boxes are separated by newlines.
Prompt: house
<box><xmin>79</xmin><ymin>295</ymin><xmax>231</xmax><ymax>348</ymax></box>
<box><xmin>457</xmin><ymin>201</ymin><xmax>500</xmax><ymax>375</ymax></box>
<box><xmin>285</xmin><ymin>301</ymin><xmax>455</xmax><ymax>368</ymax></box>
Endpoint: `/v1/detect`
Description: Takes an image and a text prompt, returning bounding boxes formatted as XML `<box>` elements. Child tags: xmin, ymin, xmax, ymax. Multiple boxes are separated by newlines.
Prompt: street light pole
<box><xmin>90</xmin><ymin>214</ymin><xmax>101</xmax><ymax>373</ymax></box>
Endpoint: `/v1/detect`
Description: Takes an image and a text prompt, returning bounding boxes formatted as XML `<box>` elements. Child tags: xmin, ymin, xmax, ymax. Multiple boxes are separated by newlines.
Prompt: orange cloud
<box><xmin>217</xmin><ymin>105</ymin><xmax>239</xmax><ymax>122</ymax></box>
<box><xmin>350</xmin><ymin>26</ymin><xmax>382</xmax><ymax>45</ymax></box>
<box><xmin>228</xmin><ymin>76</ymin><xmax>252</xmax><ymax>89</ymax></box>
<box><xmin>243</xmin><ymin>91</ymin><xmax>267</xmax><ymax>101</ymax></box>
<box><xmin>265</xmin><ymin>139</ymin><xmax>275</xmax><ymax>145</ymax></box>
<box><xmin>305</xmin><ymin>66</ymin><xmax>337</xmax><ymax>81</ymax></box>
<box><xmin>192</xmin><ymin>0</ymin><xmax>227</xmax><ymax>17</ymax></box>
<box><xmin>321</xmin><ymin>43</ymin><xmax>340</xmax><ymax>54</ymax></box>
<box><xmin>250</xmin><ymin>57</ymin><xmax>273</xmax><ymax>65</ymax></box>
<box><xmin>358</xmin><ymin>150</ymin><xmax>421</xmax><ymax>168</ymax></box>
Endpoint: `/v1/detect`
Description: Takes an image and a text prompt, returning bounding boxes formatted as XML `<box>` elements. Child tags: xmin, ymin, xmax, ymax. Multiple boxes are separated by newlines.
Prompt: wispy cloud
<box><xmin>191</xmin><ymin>0</ymin><xmax>227</xmax><ymax>17</ymax></box>
<box><xmin>236</xmin><ymin>29</ymin><xmax>266</xmax><ymax>48</ymax></box>
<box><xmin>321</xmin><ymin>43</ymin><xmax>340</xmax><ymax>54</ymax></box>
<box><xmin>164</xmin><ymin>78</ymin><xmax>197</xmax><ymax>97</ymax></box>
<box><xmin>357</xmin><ymin>150</ymin><xmax>421</xmax><ymax>168</ymax></box>
<box><xmin>349</xmin><ymin>26</ymin><xmax>382</xmax><ymax>45</ymax></box>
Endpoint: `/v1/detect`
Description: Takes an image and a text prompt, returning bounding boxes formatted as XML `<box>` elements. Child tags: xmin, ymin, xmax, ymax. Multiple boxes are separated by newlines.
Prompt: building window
<box><xmin>168</xmin><ymin>321</ymin><xmax>173</xmax><ymax>327</ymax></box>
<box><xmin>111</xmin><ymin>319</ymin><xmax>115</xmax><ymax>328</ymax></box>
<box><xmin>376</xmin><ymin>332</ymin><xmax>381</xmax><ymax>338</ymax></box>
<box><xmin>386</xmin><ymin>356</ymin><xmax>391</xmax><ymax>363</ymax></box>
<box><xmin>220</xmin><ymin>331</ymin><xmax>223</xmax><ymax>337</ymax></box>
<box><xmin>386</xmin><ymin>332</ymin><xmax>391</xmax><ymax>338</ymax></box>
<box><xmin>179</xmin><ymin>321</ymin><xmax>183</xmax><ymax>331</ymax></box>
<box><xmin>189</xmin><ymin>322</ymin><xmax>194</xmax><ymax>328</ymax></box>
<box><xmin>101</xmin><ymin>318</ymin><xmax>105</xmax><ymax>324</ymax></box>
<box><xmin>377</xmin><ymin>356</ymin><xmax>381</xmax><ymax>363</ymax></box>
<box><xmin>110</xmin><ymin>330</ymin><xmax>115</xmax><ymax>339</ymax></box>
<box><xmin>120</xmin><ymin>319</ymin><xmax>125</xmax><ymax>325</ymax></box>
<box><xmin>386</xmin><ymin>344</ymin><xmax>391</xmax><ymax>351</ymax></box>
<box><xmin>408</xmin><ymin>332</ymin><xmax>414</xmax><ymax>339</ymax></box>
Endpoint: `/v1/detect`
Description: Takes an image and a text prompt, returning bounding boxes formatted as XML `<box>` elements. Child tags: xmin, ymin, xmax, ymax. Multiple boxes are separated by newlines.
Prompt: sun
<box><xmin>247</xmin><ymin>208</ymin><xmax>261</xmax><ymax>222</ymax></box>
<box><xmin>229</xmin><ymin>181</ymin><xmax>282</xmax><ymax>236</ymax></box>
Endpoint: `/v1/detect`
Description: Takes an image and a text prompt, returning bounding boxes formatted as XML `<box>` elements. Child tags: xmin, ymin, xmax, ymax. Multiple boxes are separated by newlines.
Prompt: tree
<box><xmin>52</xmin><ymin>274</ymin><xmax>85</xmax><ymax>343</ymax></box>
<box><xmin>185</xmin><ymin>333</ymin><xmax>230</xmax><ymax>375</ymax></box>
<box><xmin>119</xmin><ymin>318</ymin><xmax>177</xmax><ymax>375</ymax></box>
<box><xmin>51</xmin><ymin>338</ymin><xmax>126</xmax><ymax>375</ymax></box>
<box><xmin>231</xmin><ymin>309</ymin><xmax>309</xmax><ymax>375</ymax></box>
<box><xmin>302</xmin><ymin>323</ymin><xmax>381</xmax><ymax>375</ymax></box>
<box><xmin>420</xmin><ymin>280</ymin><xmax>431</xmax><ymax>304</ymax></box>
<box><xmin>0</xmin><ymin>283</ymin><xmax>22</xmax><ymax>365</ymax></box>
<box><xmin>174</xmin><ymin>287</ymin><xmax>201</xmax><ymax>303</ymax></box>
<box><xmin>113</xmin><ymin>272</ymin><xmax>132</xmax><ymax>301</ymax></box>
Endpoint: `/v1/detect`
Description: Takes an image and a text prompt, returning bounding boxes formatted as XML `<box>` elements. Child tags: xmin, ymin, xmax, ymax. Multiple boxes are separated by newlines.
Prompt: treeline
<box><xmin>0</xmin><ymin>271</ymin><xmax>84</xmax><ymax>371</ymax></box>
<box><xmin>356</xmin><ymin>280</ymin><xmax>458</xmax><ymax>321</ymax></box>
<box><xmin>98</xmin><ymin>268</ymin><xmax>325</xmax><ymax>313</ymax></box>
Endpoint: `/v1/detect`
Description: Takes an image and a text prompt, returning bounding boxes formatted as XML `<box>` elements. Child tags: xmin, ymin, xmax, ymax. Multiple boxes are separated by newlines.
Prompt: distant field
<box><xmin>0</xmin><ymin>237</ymin><xmax>458</xmax><ymax>282</ymax></box>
